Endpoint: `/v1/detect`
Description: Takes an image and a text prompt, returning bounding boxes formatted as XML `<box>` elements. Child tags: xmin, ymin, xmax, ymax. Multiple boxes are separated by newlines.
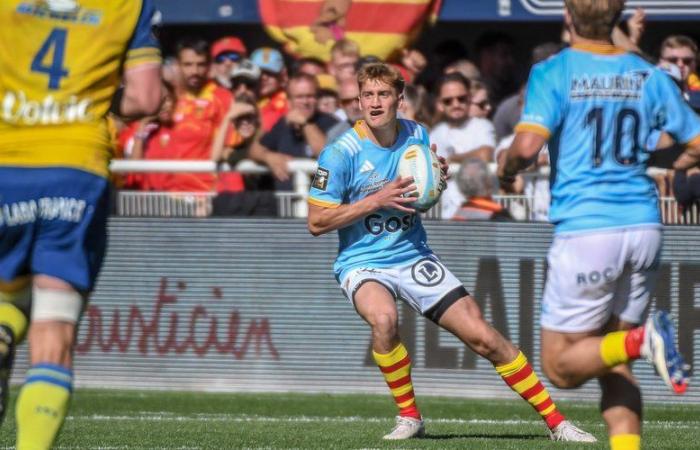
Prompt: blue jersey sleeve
<box><xmin>648</xmin><ymin>70</ymin><xmax>700</xmax><ymax>145</ymax></box>
<box><xmin>517</xmin><ymin>61</ymin><xmax>562</xmax><ymax>139</ymax></box>
<box><xmin>417</xmin><ymin>124</ymin><xmax>430</xmax><ymax>147</ymax></box>
<box><xmin>124</xmin><ymin>0</ymin><xmax>161</xmax><ymax>70</ymax></box>
<box><xmin>308</xmin><ymin>144</ymin><xmax>350</xmax><ymax>208</ymax></box>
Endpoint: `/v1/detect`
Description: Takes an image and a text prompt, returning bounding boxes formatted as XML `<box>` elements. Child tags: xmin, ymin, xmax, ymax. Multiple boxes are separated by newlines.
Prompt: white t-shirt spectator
<box><xmin>430</xmin><ymin>117</ymin><xmax>497</xmax><ymax>218</ymax></box>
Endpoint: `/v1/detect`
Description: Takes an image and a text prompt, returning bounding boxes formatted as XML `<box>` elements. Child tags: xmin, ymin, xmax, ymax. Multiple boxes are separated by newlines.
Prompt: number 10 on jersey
<box><xmin>31</xmin><ymin>28</ymin><xmax>70</xmax><ymax>90</ymax></box>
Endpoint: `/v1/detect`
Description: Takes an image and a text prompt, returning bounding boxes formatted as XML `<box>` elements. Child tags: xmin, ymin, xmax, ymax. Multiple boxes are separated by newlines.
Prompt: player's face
<box><xmin>359</xmin><ymin>79</ymin><xmax>401</xmax><ymax>130</ymax></box>
<box><xmin>661</xmin><ymin>46</ymin><xmax>697</xmax><ymax>81</ymax></box>
<box><xmin>178</xmin><ymin>49</ymin><xmax>209</xmax><ymax>93</ymax></box>
<box><xmin>437</xmin><ymin>81</ymin><xmax>469</xmax><ymax>123</ymax></box>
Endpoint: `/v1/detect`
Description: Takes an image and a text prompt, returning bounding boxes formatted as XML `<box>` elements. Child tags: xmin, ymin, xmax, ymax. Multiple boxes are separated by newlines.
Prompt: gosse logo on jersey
<box><xmin>364</xmin><ymin>213</ymin><xmax>416</xmax><ymax>235</ymax></box>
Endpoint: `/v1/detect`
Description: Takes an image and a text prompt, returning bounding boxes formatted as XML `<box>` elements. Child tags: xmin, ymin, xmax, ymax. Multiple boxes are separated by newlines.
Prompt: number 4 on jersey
<box><xmin>31</xmin><ymin>28</ymin><xmax>70</xmax><ymax>90</ymax></box>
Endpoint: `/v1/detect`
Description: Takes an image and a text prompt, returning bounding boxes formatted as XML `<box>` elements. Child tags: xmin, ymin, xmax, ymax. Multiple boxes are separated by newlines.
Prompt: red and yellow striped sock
<box><xmin>600</xmin><ymin>328</ymin><xmax>645</xmax><ymax>367</ymax></box>
<box><xmin>495</xmin><ymin>351</ymin><xmax>564</xmax><ymax>430</ymax></box>
<box><xmin>373</xmin><ymin>343</ymin><xmax>421</xmax><ymax>420</ymax></box>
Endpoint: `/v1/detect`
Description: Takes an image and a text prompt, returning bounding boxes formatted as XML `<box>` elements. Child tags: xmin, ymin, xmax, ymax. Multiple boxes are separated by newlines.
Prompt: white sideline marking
<box><xmin>65</xmin><ymin>413</ymin><xmax>699</xmax><ymax>429</ymax></box>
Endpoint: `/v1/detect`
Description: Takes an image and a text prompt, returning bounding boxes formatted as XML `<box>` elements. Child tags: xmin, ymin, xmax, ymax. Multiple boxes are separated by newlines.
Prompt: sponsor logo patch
<box><xmin>312</xmin><ymin>167</ymin><xmax>330</xmax><ymax>191</ymax></box>
<box><xmin>411</xmin><ymin>258</ymin><xmax>445</xmax><ymax>287</ymax></box>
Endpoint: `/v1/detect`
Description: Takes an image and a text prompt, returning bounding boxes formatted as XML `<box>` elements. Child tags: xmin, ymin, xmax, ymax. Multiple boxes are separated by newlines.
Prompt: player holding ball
<box><xmin>307</xmin><ymin>62</ymin><xmax>595</xmax><ymax>442</ymax></box>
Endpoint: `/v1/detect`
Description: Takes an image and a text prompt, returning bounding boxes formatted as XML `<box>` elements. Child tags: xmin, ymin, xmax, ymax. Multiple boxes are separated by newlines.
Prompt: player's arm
<box><xmin>308</xmin><ymin>177</ymin><xmax>416</xmax><ymax>236</ymax></box>
<box><xmin>672</xmin><ymin>139</ymin><xmax>700</xmax><ymax>170</ymax></box>
<box><xmin>118</xmin><ymin>0</ymin><xmax>162</xmax><ymax>118</ymax></box>
<box><xmin>498</xmin><ymin>131</ymin><xmax>547</xmax><ymax>189</ymax></box>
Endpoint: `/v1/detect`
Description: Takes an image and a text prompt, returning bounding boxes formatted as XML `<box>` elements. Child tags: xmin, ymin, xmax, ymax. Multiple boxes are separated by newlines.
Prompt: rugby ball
<box><xmin>398</xmin><ymin>143</ymin><xmax>443</xmax><ymax>212</ymax></box>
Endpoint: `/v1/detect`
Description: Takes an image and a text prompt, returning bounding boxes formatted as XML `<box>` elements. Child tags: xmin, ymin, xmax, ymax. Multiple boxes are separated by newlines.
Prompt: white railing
<box><xmin>110</xmin><ymin>159</ymin><xmax>695</xmax><ymax>224</ymax></box>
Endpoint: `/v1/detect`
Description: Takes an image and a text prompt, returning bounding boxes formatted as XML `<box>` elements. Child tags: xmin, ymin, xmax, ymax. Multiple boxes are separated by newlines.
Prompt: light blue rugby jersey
<box><xmin>518</xmin><ymin>43</ymin><xmax>700</xmax><ymax>234</ymax></box>
<box><xmin>309</xmin><ymin>119</ymin><xmax>434</xmax><ymax>281</ymax></box>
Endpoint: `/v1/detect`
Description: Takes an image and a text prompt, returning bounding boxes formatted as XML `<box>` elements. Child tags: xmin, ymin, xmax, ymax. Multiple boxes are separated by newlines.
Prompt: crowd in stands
<box><xmin>113</xmin><ymin>9</ymin><xmax>700</xmax><ymax>220</ymax></box>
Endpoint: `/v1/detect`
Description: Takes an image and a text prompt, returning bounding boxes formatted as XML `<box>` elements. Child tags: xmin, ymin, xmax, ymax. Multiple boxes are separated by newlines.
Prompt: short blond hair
<box><xmin>565</xmin><ymin>0</ymin><xmax>624</xmax><ymax>41</ymax></box>
<box><xmin>661</xmin><ymin>35</ymin><xmax>699</xmax><ymax>55</ymax></box>
<box><xmin>331</xmin><ymin>39</ymin><xmax>360</xmax><ymax>58</ymax></box>
<box><xmin>357</xmin><ymin>63</ymin><xmax>405</xmax><ymax>95</ymax></box>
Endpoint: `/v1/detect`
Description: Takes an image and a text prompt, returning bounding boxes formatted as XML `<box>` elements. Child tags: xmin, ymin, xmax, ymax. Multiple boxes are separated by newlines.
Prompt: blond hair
<box><xmin>357</xmin><ymin>63</ymin><xmax>405</xmax><ymax>95</ymax></box>
<box><xmin>331</xmin><ymin>39</ymin><xmax>360</xmax><ymax>58</ymax></box>
<box><xmin>661</xmin><ymin>35</ymin><xmax>699</xmax><ymax>55</ymax></box>
<box><xmin>564</xmin><ymin>0</ymin><xmax>624</xmax><ymax>41</ymax></box>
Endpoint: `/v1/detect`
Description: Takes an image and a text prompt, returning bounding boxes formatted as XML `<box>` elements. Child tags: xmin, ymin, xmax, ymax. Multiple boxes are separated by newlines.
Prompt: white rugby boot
<box><xmin>382</xmin><ymin>415</ymin><xmax>425</xmax><ymax>440</ymax></box>
<box><xmin>640</xmin><ymin>311</ymin><xmax>690</xmax><ymax>394</ymax></box>
<box><xmin>549</xmin><ymin>420</ymin><xmax>597</xmax><ymax>442</ymax></box>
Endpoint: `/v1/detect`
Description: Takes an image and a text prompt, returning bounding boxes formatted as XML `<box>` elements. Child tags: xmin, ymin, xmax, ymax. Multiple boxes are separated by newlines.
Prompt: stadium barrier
<box><xmin>10</xmin><ymin>219</ymin><xmax>700</xmax><ymax>403</ymax></box>
<box><xmin>110</xmin><ymin>159</ymin><xmax>698</xmax><ymax>223</ymax></box>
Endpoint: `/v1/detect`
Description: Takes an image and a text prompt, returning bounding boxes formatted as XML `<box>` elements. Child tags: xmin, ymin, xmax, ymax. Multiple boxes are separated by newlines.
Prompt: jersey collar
<box><xmin>571</xmin><ymin>42</ymin><xmax>626</xmax><ymax>55</ymax></box>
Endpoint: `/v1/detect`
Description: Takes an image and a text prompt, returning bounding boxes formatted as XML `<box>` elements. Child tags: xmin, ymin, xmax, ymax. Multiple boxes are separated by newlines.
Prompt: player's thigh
<box><xmin>541</xmin><ymin>231</ymin><xmax>626</xmax><ymax>333</ymax></box>
<box><xmin>396</xmin><ymin>256</ymin><xmax>468</xmax><ymax>324</ymax></box>
<box><xmin>31</xmin><ymin>168</ymin><xmax>110</xmax><ymax>293</ymax></box>
<box><xmin>540</xmin><ymin>328</ymin><xmax>595</xmax><ymax>376</ymax></box>
<box><xmin>342</xmin><ymin>268</ymin><xmax>400</xmax><ymax>326</ymax></box>
<box><xmin>612</xmin><ymin>227</ymin><xmax>662</xmax><ymax>326</ymax></box>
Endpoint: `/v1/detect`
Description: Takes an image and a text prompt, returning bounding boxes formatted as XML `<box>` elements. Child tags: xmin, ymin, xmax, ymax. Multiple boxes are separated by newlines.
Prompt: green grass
<box><xmin>1</xmin><ymin>389</ymin><xmax>698</xmax><ymax>449</ymax></box>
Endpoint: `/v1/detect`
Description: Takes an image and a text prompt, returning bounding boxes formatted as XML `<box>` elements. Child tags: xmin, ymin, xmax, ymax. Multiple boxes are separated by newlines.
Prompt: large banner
<box><xmin>11</xmin><ymin>220</ymin><xmax>700</xmax><ymax>403</ymax></box>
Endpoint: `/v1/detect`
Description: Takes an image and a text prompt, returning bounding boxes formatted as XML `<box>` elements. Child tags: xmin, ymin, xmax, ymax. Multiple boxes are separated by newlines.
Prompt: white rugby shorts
<box><xmin>541</xmin><ymin>226</ymin><xmax>662</xmax><ymax>333</ymax></box>
<box><xmin>340</xmin><ymin>255</ymin><xmax>469</xmax><ymax>323</ymax></box>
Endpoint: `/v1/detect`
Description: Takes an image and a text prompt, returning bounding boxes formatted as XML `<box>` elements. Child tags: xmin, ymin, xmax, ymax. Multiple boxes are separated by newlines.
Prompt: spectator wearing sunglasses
<box><xmin>430</xmin><ymin>72</ymin><xmax>496</xmax><ymax>218</ymax></box>
<box><xmin>211</xmin><ymin>36</ymin><xmax>247</xmax><ymax>89</ymax></box>
<box><xmin>230</xmin><ymin>59</ymin><xmax>261</xmax><ymax>100</ymax></box>
<box><xmin>660</xmin><ymin>35</ymin><xmax>699</xmax><ymax>92</ymax></box>
<box><xmin>468</xmin><ymin>81</ymin><xmax>493</xmax><ymax>119</ymax></box>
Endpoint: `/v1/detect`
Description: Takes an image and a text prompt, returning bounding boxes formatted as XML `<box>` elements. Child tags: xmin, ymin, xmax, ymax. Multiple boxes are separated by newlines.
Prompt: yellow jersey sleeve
<box><xmin>0</xmin><ymin>0</ymin><xmax>162</xmax><ymax>177</ymax></box>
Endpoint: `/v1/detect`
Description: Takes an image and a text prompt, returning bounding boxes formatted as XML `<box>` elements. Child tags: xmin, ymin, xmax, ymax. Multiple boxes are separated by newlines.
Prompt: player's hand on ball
<box><xmin>371</xmin><ymin>176</ymin><xmax>417</xmax><ymax>213</ymax></box>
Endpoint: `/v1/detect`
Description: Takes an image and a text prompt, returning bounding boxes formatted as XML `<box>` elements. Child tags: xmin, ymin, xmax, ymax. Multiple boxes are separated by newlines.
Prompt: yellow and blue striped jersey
<box><xmin>0</xmin><ymin>0</ymin><xmax>161</xmax><ymax>177</ymax></box>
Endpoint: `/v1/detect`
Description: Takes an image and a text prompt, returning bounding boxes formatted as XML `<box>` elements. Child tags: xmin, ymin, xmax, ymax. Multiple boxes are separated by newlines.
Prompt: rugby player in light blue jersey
<box><xmin>500</xmin><ymin>1</ymin><xmax>699</xmax><ymax>449</ymax></box>
<box><xmin>307</xmin><ymin>62</ymin><xmax>594</xmax><ymax>442</ymax></box>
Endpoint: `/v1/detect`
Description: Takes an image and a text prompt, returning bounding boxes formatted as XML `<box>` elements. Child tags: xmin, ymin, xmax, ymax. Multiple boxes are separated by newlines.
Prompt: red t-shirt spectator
<box><xmin>118</xmin><ymin>122</ymin><xmax>173</xmax><ymax>191</ymax></box>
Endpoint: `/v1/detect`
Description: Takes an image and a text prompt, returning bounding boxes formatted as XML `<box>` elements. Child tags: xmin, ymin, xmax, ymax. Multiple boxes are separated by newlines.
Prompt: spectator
<box><xmin>252</xmin><ymin>47</ymin><xmax>289</xmax><ymax>132</ymax></box>
<box><xmin>326</xmin><ymin>78</ymin><xmax>362</xmax><ymax>142</ymax></box>
<box><xmin>329</xmin><ymin>39</ymin><xmax>360</xmax><ymax>83</ymax></box>
<box><xmin>210</xmin><ymin>36</ymin><xmax>247</xmax><ymax>89</ymax></box>
<box><xmin>316</xmin><ymin>74</ymin><xmax>340</xmax><ymax>116</ymax></box>
<box><xmin>430</xmin><ymin>72</ymin><xmax>496</xmax><ymax>218</ymax></box>
<box><xmin>400</xmin><ymin>84</ymin><xmax>432</xmax><ymax>127</ymax></box>
<box><xmin>250</xmin><ymin>73</ymin><xmax>338</xmax><ymax>190</ymax></box>
<box><xmin>294</xmin><ymin>56</ymin><xmax>328</xmax><ymax>76</ymax></box>
<box><xmin>659</xmin><ymin>35</ymin><xmax>700</xmax><ymax>92</ymax></box>
<box><xmin>468</xmin><ymin>81</ymin><xmax>493</xmax><ymax>119</ymax></box>
<box><xmin>474</xmin><ymin>31</ymin><xmax>518</xmax><ymax>108</ymax></box>
<box><xmin>492</xmin><ymin>42</ymin><xmax>561</xmax><ymax>140</ymax></box>
<box><xmin>230</xmin><ymin>59</ymin><xmax>261</xmax><ymax>100</ymax></box>
<box><xmin>118</xmin><ymin>83</ymin><xmax>178</xmax><ymax>191</ymax></box>
<box><xmin>167</xmin><ymin>37</ymin><xmax>234</xmax><ymax>192</ymax></box>
<box><xmin>452</xmin><ymin>159</ymin><xmax>513</xmax><ymax>222</ymax></box>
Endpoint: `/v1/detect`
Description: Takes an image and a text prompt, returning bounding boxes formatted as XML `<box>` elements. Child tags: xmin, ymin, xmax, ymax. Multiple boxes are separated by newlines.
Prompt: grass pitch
<box><xmin>1</xmin><ymin>389</ymin><xmax>698</xmax><ymax>449</ymax></box>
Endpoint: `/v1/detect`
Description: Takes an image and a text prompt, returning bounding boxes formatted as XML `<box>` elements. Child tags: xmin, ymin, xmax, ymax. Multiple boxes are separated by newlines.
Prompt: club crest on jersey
<box><xmin>411</xmin><ymin>258</ymin><xmax>445</xmax><ymax>287</ymax></box>
<box><xmin>312</xmin><ymin>167</ymin><xmax>330</xmax><ymax>191</ymax></box>
<box><xmin>17</xmin><ymin>1</ymin><xmax>103</xmax><ymax>25</ymax></box>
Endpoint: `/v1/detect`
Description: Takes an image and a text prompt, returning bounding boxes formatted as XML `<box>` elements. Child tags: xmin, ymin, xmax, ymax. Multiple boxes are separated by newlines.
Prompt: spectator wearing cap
<box><xmin>250</xmin><ymin>73</ymin><xmax>338</xmax><ymax>191</ymax></box>
<box><xmin>231</xmin><ymin>59</ymin><xmax>261</xmax><ymax>100</ymax></box>
<box><xmin>211</xmin><ymin>36</ymin><xmax>247</xmax><ymax>89</ymax></box>
<box><xmin>329</xmin><ymin>39</ymin><xmax>359</xmax><ymax>83</ymax></box>
<box><xmin>252</xmin><ymin>47</ymin><xmax>289</xmax><ymax>132</ymax></box>
<box><xmin>326</xmin><ymin>78</ymin><xmax>362</xmax><ymax>142</ymax></box>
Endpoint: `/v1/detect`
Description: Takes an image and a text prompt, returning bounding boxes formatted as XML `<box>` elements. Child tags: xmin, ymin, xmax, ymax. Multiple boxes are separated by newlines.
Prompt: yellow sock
<box><xmin>373</xmin><ymin>343</ymin><xmax>421</xmax><ymax>419</ymax></box>
<box><xmin>0</xmin><ymin>277</ymin><xmax>30</xmax><ymax>342</ymax></box>
<box><xmin>0</xmin><ymin>302</ymin><xmax>28</xmax><ymax>342</ymax></box>
<box><xmin>610</xmin><ymin>433</ymin><xmax>641</xmax><ymax>450</ymax></box>
<box><xmin>16</xmin><ymin>364</ymin><xmax>72</xmax><ymax>450</ymax></box>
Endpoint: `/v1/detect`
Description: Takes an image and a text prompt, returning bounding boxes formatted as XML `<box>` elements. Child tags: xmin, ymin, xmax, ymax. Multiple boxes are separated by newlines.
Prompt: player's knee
<box><xmin>542</xmin><ymin>357</ymin><xmax>582</xmax><ymax>389</ymax></box>
<box><xmin>369</xmin><ymin>312</ymin><xmax>398</xmax><ymax>339</ymax></box>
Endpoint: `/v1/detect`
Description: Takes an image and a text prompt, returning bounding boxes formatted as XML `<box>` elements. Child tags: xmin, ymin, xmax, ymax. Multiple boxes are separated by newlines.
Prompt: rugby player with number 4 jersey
<box><xmin>308</xmin><ymin>62</ymin><xmax>595</xmax><ymax>442</ymax></box>
<box><xmin>0</xmin><ymin>1</ymin><xmax>161</xmax><ymax>448</ymax></box>
<box><xmin>500</xmin><ymin>1</ymin><xmax>699</xmax><ymax>449</ymax></box>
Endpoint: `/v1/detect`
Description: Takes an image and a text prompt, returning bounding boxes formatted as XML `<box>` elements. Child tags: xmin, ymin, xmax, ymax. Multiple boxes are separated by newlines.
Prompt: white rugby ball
<box><xmin>398</xmin><ymin>143</ymin><xmax>443</xmax><ymax>212</ymax></box>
